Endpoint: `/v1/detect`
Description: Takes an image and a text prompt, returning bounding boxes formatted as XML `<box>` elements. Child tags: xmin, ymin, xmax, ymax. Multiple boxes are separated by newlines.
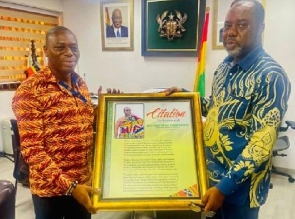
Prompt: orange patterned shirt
<box><xmin>12</xmin><ymin>67</ymin><xmax>94</xmax><ymax>197</ymax></box>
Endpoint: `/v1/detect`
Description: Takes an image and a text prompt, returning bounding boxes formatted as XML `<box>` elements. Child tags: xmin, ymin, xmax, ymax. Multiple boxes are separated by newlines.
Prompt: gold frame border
<box><xmin>92</xmin><ymin>92</ymin><xmax>207</xmax><ymax>211</ymax></box>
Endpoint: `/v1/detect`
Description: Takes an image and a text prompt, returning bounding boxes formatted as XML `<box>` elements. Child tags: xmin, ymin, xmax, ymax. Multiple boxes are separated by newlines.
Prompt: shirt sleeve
<box><xmin>216</xmin><ymin>70</ymin><xmax>291</xmax><ymax>196</ymax></box>
<box><xmin>201</xmin><ymin>97</ymin><xmax>211</xmax><ymax>117</ymax></box>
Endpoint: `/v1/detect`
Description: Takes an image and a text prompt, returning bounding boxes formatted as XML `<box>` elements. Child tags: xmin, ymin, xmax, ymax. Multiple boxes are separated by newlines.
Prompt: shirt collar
<box><xmin>43</xmin><ymin>66</ymin><xmax>80</xmax><ymax>85</ymax></box>
<box><xmin>113</xmin><ymin>26</ymin><xmax>121</xmax><ymax>31</ymax></box>
<box><xmin>71</xmin><ymin>72</ymin><xmax>79</xmax><ymax>84</ymax></box>
<box><xmin>224</xmin><ymin>47</ymin><xmax>264</xmax><ymax>71</ymax></box>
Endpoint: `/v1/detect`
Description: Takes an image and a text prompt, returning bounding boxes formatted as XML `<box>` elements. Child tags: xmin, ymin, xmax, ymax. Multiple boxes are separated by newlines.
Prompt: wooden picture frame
<box><xmin>100</xmin><ymin>0</ymin><xmax>134</xmax><ymax>51</ymax></box>
<box><xmin>213</xmin><ymin>0</ymin><xmax>266</xmax><ymax>50</ymax></box>
<box><xmin>92</xmin><ymin>92</ymin><xmax>208</xmax><ymax>211</ymax></box>
<box><xmin>141</xmin><ymin>0</ymin><xmax>206</xmax><ymax>57</ymax></box>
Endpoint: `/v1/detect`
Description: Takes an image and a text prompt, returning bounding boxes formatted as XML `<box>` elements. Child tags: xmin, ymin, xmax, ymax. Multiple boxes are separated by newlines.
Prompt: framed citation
<box><xmin>92</xmin><ymin>92</ymin><xmax>207</xmax><ymax>211</ymax></box>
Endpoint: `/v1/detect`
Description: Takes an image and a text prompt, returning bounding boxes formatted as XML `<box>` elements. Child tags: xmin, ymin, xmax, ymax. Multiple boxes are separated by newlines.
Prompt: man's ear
<box><xmin>258</xmin><ymin>22</ymin><xmax>265</xmax><ymax>35</ymax></box>
<box><xmin>43</xmin><ymin>45</ymin><xmax>48</xmax><ymax>57</ymax></box>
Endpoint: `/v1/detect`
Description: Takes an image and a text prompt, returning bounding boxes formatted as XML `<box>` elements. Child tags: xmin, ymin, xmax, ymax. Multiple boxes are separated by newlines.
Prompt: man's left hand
<box><xmin>163</xmin><ymin>86</ymin><xmax>183</xmax><ymax>96</ymax></box>
<box><xmin>71</xmin><ymin>184</ymin><xmax>100</xmax><ymax>214</ymax></box>
<box><xmin>202</xmin><ymin>186</ymin><xmax>225</xmax><ymax>212</ymax></box>
<box><xmin>97</xmin><ymin>86</ymin><xmax>122</xmax><ymax>98</ymax></box>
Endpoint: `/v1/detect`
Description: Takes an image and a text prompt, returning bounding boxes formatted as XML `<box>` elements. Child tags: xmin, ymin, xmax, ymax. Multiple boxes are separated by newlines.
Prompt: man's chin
<box><xmin>225</xmin><ymin>46</ymin><xmax>242</xmax><ymax>57</ymax></box>
<box><xmin>61</xmin><ymin>66</ymin><xmax>76</xmax><ymax>74</ymax></box>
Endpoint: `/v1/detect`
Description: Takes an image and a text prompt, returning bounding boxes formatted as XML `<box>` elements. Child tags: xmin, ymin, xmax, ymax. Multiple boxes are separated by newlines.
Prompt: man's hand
<box><xmin>97</xmin><ymin>86</ymin><xmax>122</xmax><ymax>98</ymax></box>
<box><xmin>202</xmin><ymin>186</ymin><xmax>225</xmax><ymax>212</ymax></box>
<box><xmin>71</xmin><ymin>184</ymin><xmax>100</xmax><ymax>214</ymax></box>
<box><xmin>163</xmin><ymin>86</ymin><xmax>183</xmax><ymax>96</ymax></box>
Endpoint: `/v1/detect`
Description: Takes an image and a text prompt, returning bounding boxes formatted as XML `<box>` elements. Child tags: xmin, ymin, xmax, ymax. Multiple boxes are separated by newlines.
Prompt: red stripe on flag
<box><xmin>25</xmin><ymin>66</ymin><xmax>36</xmax><ymax>78</ymax></box>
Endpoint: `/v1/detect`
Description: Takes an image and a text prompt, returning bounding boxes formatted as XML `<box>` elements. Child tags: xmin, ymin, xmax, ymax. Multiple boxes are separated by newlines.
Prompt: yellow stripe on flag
<box><xmin>105</xmin><ymin>7</ymin><xmax>111</xmax><ymax>26</ymax></box>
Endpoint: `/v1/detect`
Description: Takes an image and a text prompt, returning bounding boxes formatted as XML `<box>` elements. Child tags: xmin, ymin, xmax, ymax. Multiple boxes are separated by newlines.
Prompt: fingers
<box><xmin>202</xmin><ymin>194</ymin><xmax>216</xmax><ymax>212</ymax></box>
<box><xmin>201</xmin><ymin>192</ymin><xmax>209</xmax><ymax>211</ymax></box>
<box><xmin>85</xmin><ymin>196</ymin><xmax>98</xmax><ymax>214</ymax></box>
<box><xmin>91</xmin><ymin>187</ymin><xmax>101</xmax><ymax>195</ymax></box>
<box><xmin>84</xmin><ymin>186</ymin><xmax>100</xmax><ymax>195</ymax></box>
<box><xmin>98</xmin><ymin>86</ymin><xmax>123</xmax><ymax>95</ymax></box>
<box><xmin>72</xmin><ymin>185</ymin><xmax>100</xmax><ymax>214</ymax></box>
<box><xmin>164</xmin><ymin>86</ymin><xmax>182</xmax><ymax>96</ymax></box>
<box><xmin>97</xmin><ymin>86</ymin><xmax>102</xmax><ymax>94</ymax></box>
<box><xmin>201</xmin><ymin>193</ymin><xmax>209</xmax><ymax>206</ymax></box>
<box><xmin>97</xmin><ymin>86</ymin><xmax>103</xmax><ymax>99</ymax></box>
<box><xmin>82</xmin><ymin>186</ymin><xmax>100</xmax><ymax>214</ymax></box>
<box><xmin>88</xmin><ymin>188</ymin><xmax>100</xmax><ymax>214</ymax></box>
<box><xmin>202</xmin><ymin>187</ymin><xmax>224</xmax><ymax>212</ymax></box>
<box><xmin>89</xmin><ymin>207</ymin><xmax>98</xmax><ymax>214</ymax></box>
<box><xmin>106</xmin><ymin>88</ymin><xmax>122</xmax><ymax>94</ymax></box>
<box><xmin>204</xmin><ymin>202</ymin><xmax>212</xmax><ymax>212</ymax></box>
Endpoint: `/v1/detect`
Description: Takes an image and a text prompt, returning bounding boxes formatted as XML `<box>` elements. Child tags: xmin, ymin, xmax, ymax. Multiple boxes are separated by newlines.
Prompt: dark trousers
<box><xmin>213</xmin><ymin>201</ymin><xmax>260</xmax><ymax>219</ymax></box>
<box><xmin>32</xmin><ymin>194</ymin><xmax>91</xmax><ymax>219</ymax></box>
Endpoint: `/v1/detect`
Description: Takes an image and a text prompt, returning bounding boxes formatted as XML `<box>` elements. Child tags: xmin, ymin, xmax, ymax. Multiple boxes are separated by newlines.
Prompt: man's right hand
<box><xmin>71</xmin><ymin>184</ymin><xmax>100</xmax><ymax>214</ymax></box>
<box><xmin>164</xmin><ymin>86</ymin><xmax>183</xmax><ymax>96</ymax></box>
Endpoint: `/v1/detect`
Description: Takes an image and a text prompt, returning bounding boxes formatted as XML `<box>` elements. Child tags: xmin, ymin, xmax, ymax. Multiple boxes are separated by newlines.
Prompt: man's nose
<box><xmin>64</xmin><ymin>47</ymin><xmax>73</xmax><ymax>55</ymax></box>
<box><xmin>228</xmin><ymin>25</ymin><xmax>238</xmax><ymax>36</ymax></box>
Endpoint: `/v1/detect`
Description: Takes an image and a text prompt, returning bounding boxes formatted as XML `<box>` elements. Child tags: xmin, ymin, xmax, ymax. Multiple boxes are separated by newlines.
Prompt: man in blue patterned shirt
<box><xmin>165</xmin><ymin>0</ymin><xmax>291</xmax><ymax>218</ymax></box>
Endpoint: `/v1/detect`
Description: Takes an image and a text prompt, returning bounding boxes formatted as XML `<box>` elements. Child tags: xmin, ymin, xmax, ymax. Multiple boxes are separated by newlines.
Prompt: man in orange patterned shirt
<box><xmin>12</xmin><ymin>26</ymin><xmax>98</xmax><ymax>219</ymax></box>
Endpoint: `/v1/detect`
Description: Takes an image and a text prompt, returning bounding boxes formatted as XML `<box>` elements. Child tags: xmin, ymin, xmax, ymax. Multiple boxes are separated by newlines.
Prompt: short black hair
<box><xmin>231</xmin><ymin>0</ymin><xmax>265</xmax><ymax>24</ymax></box>
<box><xmin>45</xmin><ymin>26</ymin><xmax>75</xmax><ymax>46</ymax></box>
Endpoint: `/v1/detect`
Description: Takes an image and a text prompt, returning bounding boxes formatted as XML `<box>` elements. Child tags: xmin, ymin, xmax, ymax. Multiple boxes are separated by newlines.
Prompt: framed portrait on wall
<box><xmin>100</xmin><ymin>0</ymin><xmax>134</xmax><ymax>51</ymax></box>
<box><xmin>92</xmin><ymin>92</ymin><xmax>208</xmax><ymax>211</ymax></box>
<box><xmin>213</xmin><ymin>0</ymin><xmax>265</xmax><ymax>49</ymax></box>
<box><xmin>141</xmin><ymin>0</ymin><xmax>206</xmax><ymax>57</ymax></box>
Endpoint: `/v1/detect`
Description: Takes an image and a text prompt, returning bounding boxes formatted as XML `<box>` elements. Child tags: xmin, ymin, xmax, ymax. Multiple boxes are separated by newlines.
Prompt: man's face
<box><xmin>44</xmin><ymin>30</ymin><xmax>80</xmax><ymax>76</ymax></box>
<box><xmin>124</xmin><ymin>107</ymin><xmax>132</xmax><ymax>116</ymax></box>
<box><xmin>223</xmin><ymin>3</ymin><xmax>260</xmax><ymax>59</ymax></box>
<box><xmin>112</xmin><ymin>10</ymin><xmax>122</xmax><ymax>28</ymax></box>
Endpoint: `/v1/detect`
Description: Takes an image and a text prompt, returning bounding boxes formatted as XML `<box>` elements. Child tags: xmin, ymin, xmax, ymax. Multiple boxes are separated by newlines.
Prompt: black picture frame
<box><xmin>141</xmin><ymin>0</ymin><xmax>206</xmax><ymax>57</ymax></box>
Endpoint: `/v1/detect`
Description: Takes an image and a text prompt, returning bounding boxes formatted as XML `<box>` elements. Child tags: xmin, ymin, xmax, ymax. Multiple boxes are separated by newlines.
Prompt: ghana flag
<box><xmin>194</xmin><ymin>8</ymin><xmax>210</xmax><ymax>97</ymax></box>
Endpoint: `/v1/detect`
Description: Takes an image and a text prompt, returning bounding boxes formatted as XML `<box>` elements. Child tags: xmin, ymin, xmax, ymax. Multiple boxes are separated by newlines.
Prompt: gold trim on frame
<box><xmin>92</xmin><ymin>92</ymin><xmax>207</xmax><ymax>211</ymax></box>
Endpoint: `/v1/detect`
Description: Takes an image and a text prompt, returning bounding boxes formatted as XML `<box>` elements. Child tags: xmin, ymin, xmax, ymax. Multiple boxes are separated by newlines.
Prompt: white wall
<box><xmin>1</xmin><ymin>0</ymin><xmax>294</xmax><ymax>170</ymax></box>
<box><xmin>60</xmin><ymin>0</ymin><xmax>198</xmax><ymax>93</ymax></box>
<box><xmin>263</xmin><ymin>0</ymin><xmax>295</xmax><ymax>169</ymax></box>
